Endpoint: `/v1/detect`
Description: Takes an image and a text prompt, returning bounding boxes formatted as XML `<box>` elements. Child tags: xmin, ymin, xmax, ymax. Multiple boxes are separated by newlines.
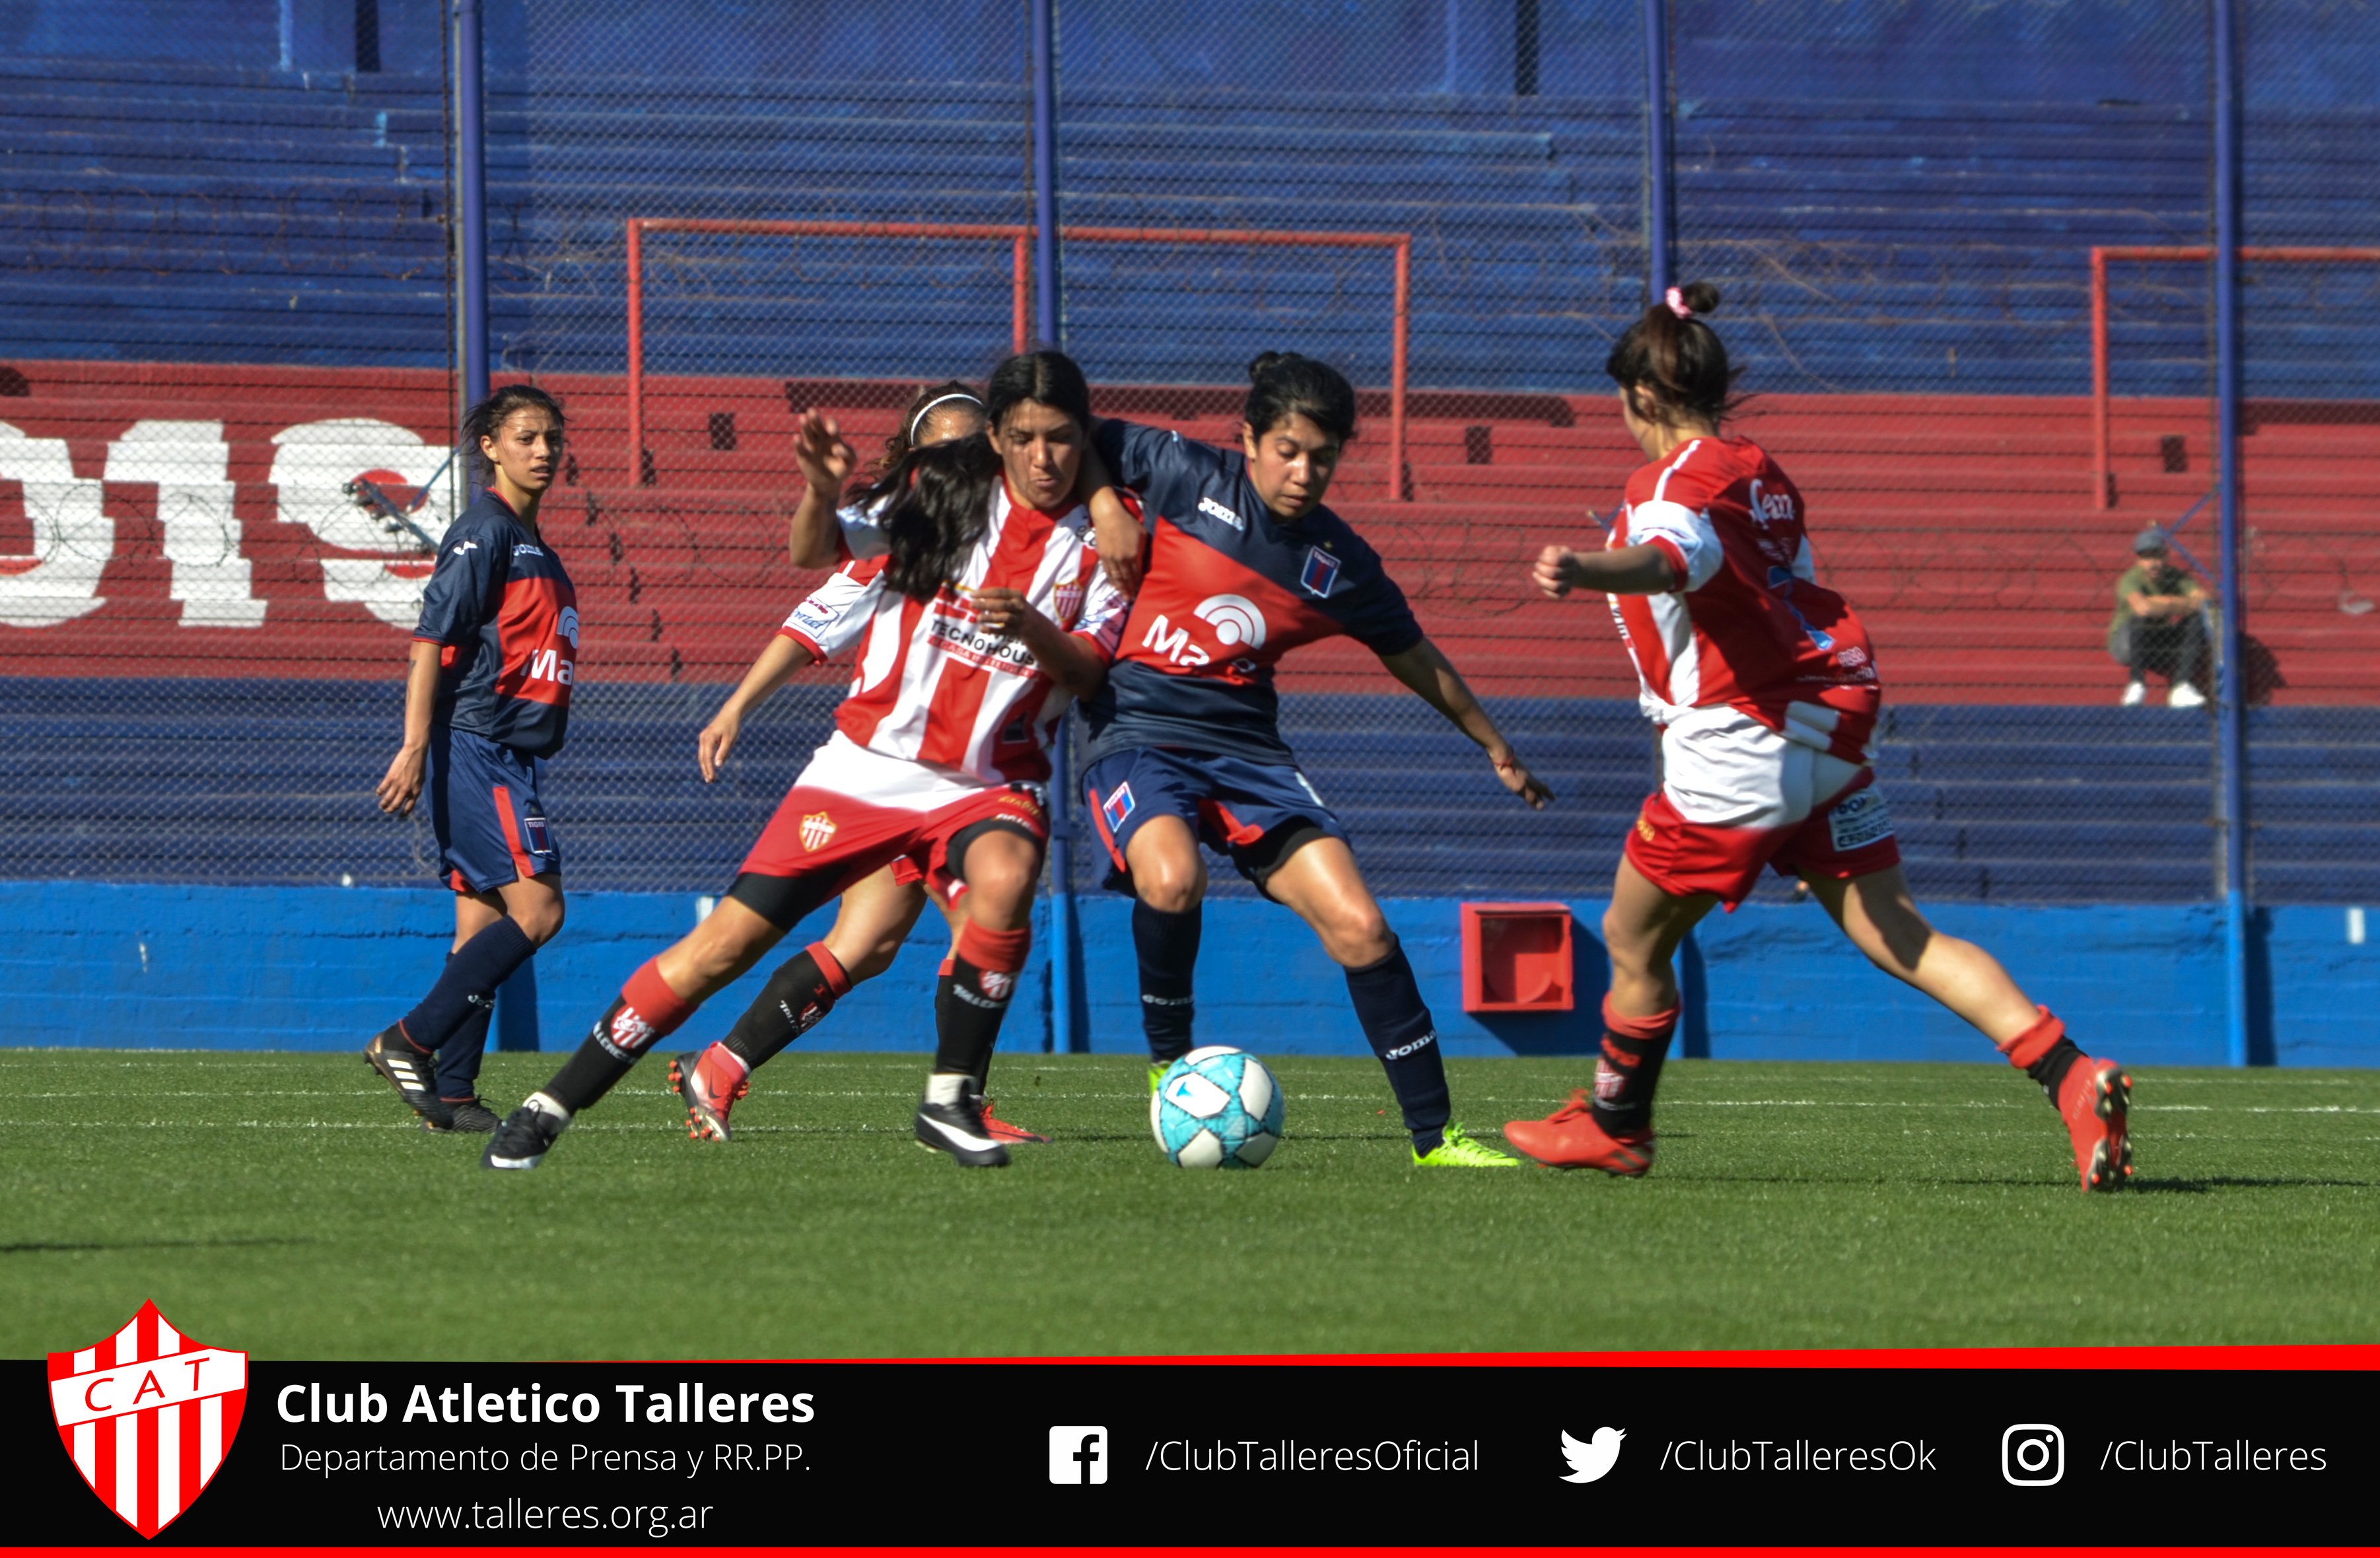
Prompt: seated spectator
<box><xmin>2108</xmin><ymin>528</ymin><xmax>2209</xmax><ymax>707</ymax></box>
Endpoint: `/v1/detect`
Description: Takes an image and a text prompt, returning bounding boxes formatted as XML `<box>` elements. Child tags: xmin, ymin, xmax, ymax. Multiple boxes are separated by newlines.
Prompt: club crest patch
<box><xmin>49</xmin><ymin>1302</ymin><xmax>248</xmax><ymax>1539</ymax></box>
<box><xmin>800</xmin><ymin>811</ymin><xmax>838</xmax><ymax>852</ymax></box>
<box><xmin>523</xmin><ymin>815</ymin><xmax>553</xmax><ymax>855</ymax></box>
<box><xmin>979</xmin><ymin>969</ymin><xmax>1016</xmax><ymax>1001</ymax></box>
<box><xmin>1300</xmin><ymin>546</ymin><xmax>1342</xmax><ymax>598</ymax></box>
<box><xmin>1101</xmin><ymin>782</ymin><xmax>1136</xmax><ymax>832</ymax></box>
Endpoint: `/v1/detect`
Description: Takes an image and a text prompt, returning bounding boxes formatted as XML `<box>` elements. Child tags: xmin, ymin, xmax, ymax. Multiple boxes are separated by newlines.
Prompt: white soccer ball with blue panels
<box><xmin>1151</xmin><ymin>1045</ymin><xmax>1284</xmax><ymax>1168</ymax></box>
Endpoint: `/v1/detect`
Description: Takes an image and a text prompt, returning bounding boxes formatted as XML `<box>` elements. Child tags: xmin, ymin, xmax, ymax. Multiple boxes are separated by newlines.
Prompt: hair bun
<box><xmin>1678</xmin><ymin>280</ymin><xmax>1722</xmax><ymax>318</ymax></box>
<box><xmin>1247</xmin><ymin>351</ymin><xmax>1294</xmax><ymax>381</ymax></box>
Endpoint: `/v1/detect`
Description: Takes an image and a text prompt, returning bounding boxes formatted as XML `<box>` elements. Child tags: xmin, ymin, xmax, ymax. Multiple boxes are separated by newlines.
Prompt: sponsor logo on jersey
<box><xmin>1826</xmin><ymin>787</ymin><xmax>1894</xmax><ymax>853</ymax></box>
<box><xmin>998</xmin><ymin>788</ymin><xmax>1043</xmax><ymax>816</ymax></box>
<box><xmin>1101</xmin><ymin>782</ymin><xmax>1136</xmax><ymax>832</ymax></box>
<box><xmin>800</xmin><ymin>811</ymin><xmax>838</xmax><ymax>852</ymax></box>
<box><xmin>523</xmin><ymin>815</ymin><xmax>553</xmax><ymax>855</ymax></box>
<box><xmin>1300</xmin><ymin>546</ymin><xmax>1342</xmax><ymax>598</ymax></box>
<box><xmin>1193</xmin><ymin>594</ymin><xmax>1267</xmax><ymax>651</ymax></box>
<box><xmin>1747</xmin><ymin>478</ymin><xmax>1794</xmax><ymax>528</ymax></box>
<box><xmin>450</xmin><ymin>540</ymin><xmax>479</xmax><ymax>555</ymax></box>
<box><xmin>790</xmin><ymin>601</ymin><xmax>839</xmax><ymax>635</ymax></box>
<box><xmin>558</xmin><ymin>606</ymin><xmax>580</xmax><ymax>649</ymax></box>
<box><xmin>928</xmin><ymin>602</ymin><xmax>1038</xmax><ymax>672</ymax></box>
<box><xmin>48</xmin><ymin>1303</ymin><xmax>248</xmax><ymax>1539</ymax></box>
<box><xmin>512</xmin><ymin>543</ymin><xmax>545</xmax><ymax>558</ymax></box>
<box><xmin>526</xmin><ymin>648</ymin><xmax>575</xmax><ymax>685</ymax></box>
<box><xmin>979</xmin><ymin>968</ymin><xmax>1016</xmax><ymax>1003</ymax></box>
<box><xmin>1197</xmin><ymin>495</ymin><xmax>1245</xmax><ymax>532</ymax></box>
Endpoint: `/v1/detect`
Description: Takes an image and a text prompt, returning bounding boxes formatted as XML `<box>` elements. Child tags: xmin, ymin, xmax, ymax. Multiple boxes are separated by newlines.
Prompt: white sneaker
<box><xmin>2120</xmin><ymin>681</ymin><xmax>2147</xmax><ymax>706</ymax></box>
<box><xmin>2169</xmin><ymin>682</ymin><xmax>2207</xmax><ymax>708</ymax></box>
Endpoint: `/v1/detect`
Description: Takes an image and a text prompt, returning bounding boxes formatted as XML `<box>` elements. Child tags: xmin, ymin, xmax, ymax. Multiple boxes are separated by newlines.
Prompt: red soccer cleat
<box><xmin>2056</xmin><ymin>1056</ymin><xmax>2132</xmax><ymax>1192</ymax></box>
<box><xmin>976</xmin><ymin>1094</ymin><xmax>1049</xmax><ymax>1145</ymax></box>
<box><xmin>668</xmin><ymin>1046</ymin><xmax>751</xmax><ymax>1143</ymax></box>
<box><xmin>1503</xmin><ymin>1090</ymin><xmax>1655</xmax><ymax>1176</ymax></box>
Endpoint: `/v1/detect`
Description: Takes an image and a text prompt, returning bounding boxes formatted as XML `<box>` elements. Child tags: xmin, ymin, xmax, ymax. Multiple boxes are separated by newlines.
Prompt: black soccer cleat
<box><xmin>364</xmin><ymin>1026</ymin><xmax>454</xmax><ymax>1131</ymax></box>
<box><xmin>914</xmin><ymin>1094</ymin><xmax>1011</xmax><ymax>1168</ymax></box>
<box><xmin>434</xmin><ymin>1099</ymin><xmax>501</xmax><ymax>1135</ymax></box>
<box><xmin>483</xmin><ymin>1098</ymin><xmax>568</xmax><ymax>1170</ymax></box>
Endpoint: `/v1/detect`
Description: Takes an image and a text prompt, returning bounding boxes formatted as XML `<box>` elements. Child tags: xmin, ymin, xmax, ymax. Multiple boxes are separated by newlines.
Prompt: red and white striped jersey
<box><xmin>1607</xmin><ymin>435</ymin><xmax>1881</xmax><ymax>763</ymax></box>
<box><xmin>779</xmin><ymin>483</ymin><xmax>1130</xmax><ymax>808</ymax></box>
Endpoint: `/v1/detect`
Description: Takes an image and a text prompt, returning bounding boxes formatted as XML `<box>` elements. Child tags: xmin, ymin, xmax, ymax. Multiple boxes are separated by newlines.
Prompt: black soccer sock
<box><xmin>1592</xmin><ymin>995</ymin><xmax>1677</xmax><ymax>1134</ymax></box>
<box><xmin>720</xmin><ymin>942</ymin><xmax>851</xmax><ymax>1073</ymax></box>
<box><xmin>933</xmin><ymin>923</ymin><xmax>1031</xmax><ymax>1080</ymax></box>
<box><xmin>433</xmin><ymin>953</ymin><xmax>495</xmax><ymax>1102</ymax></box>
<box><xmin>543</xmin><ymin>959</ymin><xmax>697</xmax><ymax>1115</ymax></box>
<box><xmin>400</xmin><ymin>917</ymin><xmax>535</xmax><ymax>1053</ymax></box>
<box><xmin>1344</xmin><ymin>941</ymin><xmax>1451</xmax><ymax>1153</ymax></box>
<box><xmin>2025</xmin><ymin>1039</ymin><xmax>2083</xmax><ymax>1098</ymax></box>
<box><xmin>1133</xmin><ymin>899</ymin><xmax>1201</xmax><ymax>1065</ymax></box>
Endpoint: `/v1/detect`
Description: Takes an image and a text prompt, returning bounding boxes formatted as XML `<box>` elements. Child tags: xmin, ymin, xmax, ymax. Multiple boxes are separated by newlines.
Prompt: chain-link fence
<box><xmin>3</xmin><ymin>0</ymin><xmax>2377</xmax><ymax>909</ymax></box>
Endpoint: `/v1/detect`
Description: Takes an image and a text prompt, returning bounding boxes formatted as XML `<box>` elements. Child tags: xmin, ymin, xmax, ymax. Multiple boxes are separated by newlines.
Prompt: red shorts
<box><xmin>1625</xmin><ymin>773</ymin><xmax>1900</xmax><ymax>909</ymax></box>
<box><xmin>740</xmin><ymin>782</ymin><xmax>1047</xmax><ymax>905</ymax></box>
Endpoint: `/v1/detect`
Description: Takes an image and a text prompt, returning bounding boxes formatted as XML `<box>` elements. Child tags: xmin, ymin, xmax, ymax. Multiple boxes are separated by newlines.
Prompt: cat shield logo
<box><xmin>49</xmin><ymin>1302</ymin><xmax>248</xmax><ymax>1539</ymax></box>
<box><xmin>800</xmin><ymin>812</ymin><xmax>837</xmax><ymax>852</ymax></box>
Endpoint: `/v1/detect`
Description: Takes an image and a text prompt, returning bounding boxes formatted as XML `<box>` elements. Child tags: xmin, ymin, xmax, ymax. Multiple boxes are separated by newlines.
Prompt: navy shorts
<box><xmin>1082</xmin><ymin>746</ymin><xmax>1347</xmax><ymax>895</ymax></box>
<box><xmin>427</xmin><ymin>726</ymin><xmax>560</xmax><ymax>894</ymax></box>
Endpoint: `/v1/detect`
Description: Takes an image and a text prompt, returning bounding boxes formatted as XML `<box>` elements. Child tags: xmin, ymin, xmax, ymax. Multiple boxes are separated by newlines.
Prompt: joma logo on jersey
<box><xmin>525</xmin><ymin>649</ymin><xmax>575</xmax><ymax>684</ymax></box>
<box><xmin>1197</xmin><ymin>495</ymin><xmax>1245</xmax><ymax>532</ymax></box>
<box><xmin>800</xmin><ymin>812</ymin><xmax>837</xmax><ymax>851</ymax></box>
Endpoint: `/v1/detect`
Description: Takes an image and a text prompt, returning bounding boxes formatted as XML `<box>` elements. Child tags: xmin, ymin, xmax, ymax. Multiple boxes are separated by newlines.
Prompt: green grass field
<box><xmin>4</xmin><ymin>1050</ymin><xmax>2376</xmax><ymax>1360</ymax></box>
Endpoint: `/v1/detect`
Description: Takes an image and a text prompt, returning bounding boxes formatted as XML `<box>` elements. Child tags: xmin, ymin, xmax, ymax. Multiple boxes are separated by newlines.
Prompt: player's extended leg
<box><xmin>1122</xmin><ymin>815</ymin><xmax>1208</xmax><ymax>1088</ymax></box>
<box><xmin>1806</xmin><ymin>865</ymin><xmax>2132</xmax><ymax>1191</ymax></box>
<box><xmin>425</xmin><ymin>890</ymin><xmax>507</xmax><ymax>1132</ymax></box>
<box><xmin>920</xmin><ymin>890</ymin><xmax>1047</xmax><ymax>1145</ymax></box>
<box><xmin>367</xmin><ymin>872</ymin><xmax>563</xmax><ymax>1133</ymax></box>
<box><xmin>1504</xmin><ymin>859</ymin><xmax>1716</xmax><ymax>1175</ymax></box>
<box><xmin>670</xmin><ymin>867</ymin><xmax>927</xmax><ymax>1142</ymax></box>
<box><xmin>483</xmin><ymin>894</ymin><xmax>792</xmax><ymax>1170</ymax></box>
<box><xmin>1265</xmin><ymin>836</ymin><xmax>1512</xmax><ymax>1166</ymax></box>
<box><xmin>913</xmin><ymin>827</ymin><xmax>1040</xmax><ymax>1168</ymax></box>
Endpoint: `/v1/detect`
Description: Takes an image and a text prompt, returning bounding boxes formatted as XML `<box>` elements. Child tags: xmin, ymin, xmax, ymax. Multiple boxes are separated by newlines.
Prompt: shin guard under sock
<box><xmin>1592</xmin><ymin>995</ymin><xmax>1678</xmax><ymax>1134</ymax></box>
<box><xmin>1131</xmin><ymin>899</ymin><xmax>1201</xmax><ymax>1066</ymax></box>
<box><xmin>546</xmin><ymin>958</ymin><xmax>698</xmax><ymax>1114</ymax></box>
<box><xmin>934</xmin><ymin>922</ymin><xmax>1030</xmax><ymax>1080</ymax></box>
<box><xmin>400</xmin><ymin>917</ymin><xmax>536</xmax><ymax>1053</ymax></box>
<box><xmin>1998</xmin><ymin>1006</ymin><xmax>2082</xmax><ymax>1098</ymax></box>
<box><xmin>1343</xmin><ymin>942</ymin><xmax>1451</xmax><ymax>1152</ymax></box>
<box><xmin>720</xmin><ymin>942</ymin><xmax>852</xmax><ymax>1073</ymax></box>
<box><xmin>433</xmin><ymin>953</ymin><xmax>495</xmax><ymax>1102</ymax></box>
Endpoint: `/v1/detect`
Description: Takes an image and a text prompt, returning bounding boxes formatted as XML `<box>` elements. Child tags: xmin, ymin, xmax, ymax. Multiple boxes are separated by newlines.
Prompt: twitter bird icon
<box><xmin>1560</xmin><ymin>1427</ymin><xmax>1626</xmax><ymax>1483</ymax></box>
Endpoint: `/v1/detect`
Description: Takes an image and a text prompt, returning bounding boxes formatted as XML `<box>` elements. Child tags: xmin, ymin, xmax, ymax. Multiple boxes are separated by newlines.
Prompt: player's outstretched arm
<box><xmin>1078</xmin><ymin>441</ymin><xmax>1145</xmax><ymax>596</ymax></box>
<box><xmin>1533</xmin><ymin>542</ymin><xmax>1675</xmax><ymax>598</ymax></box>
<box><xmin>374</xmin><ymin>639</ymin><xmax>444</xmax><ymax>816</ymax></box>
<box><xmin>1376</xmin><ymin>637</ymin><xmax>1552</xmax><ymax>809</ymax></box>
<box><xmin>784</xmin><ymin>409</ymin><xmax>856</xmax><ymax>569</ymax></box>
<box><xmin>967</xmin><ymin>586</ymin><xmax>1111</xmax><ymax>698</ymax></box>
<box><xmin>699</xmin><ymin>633</ymin><xmax>819</xmax><ymax>782</ymax></box>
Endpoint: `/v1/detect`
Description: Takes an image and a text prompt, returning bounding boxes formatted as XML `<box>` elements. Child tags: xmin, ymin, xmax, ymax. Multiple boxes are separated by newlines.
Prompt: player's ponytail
<box><xmin>870</xmin><ymin>433</ymin><xmax>1004</xmax><ymax>603</ymax></box>
<box><xmin>1243</xmin><ymin>351</ymin><xmax>1358</xmax><ymax>444</ymax></box>
<box><xmin>462</xmin><ymin>384</ymin><xmax>566</xmax><ymax>480</ymax></box>
<box><xmin>1605</xmin><ymin>280</ymin><xmax>1740</xmax><ymax>428</ymax></box>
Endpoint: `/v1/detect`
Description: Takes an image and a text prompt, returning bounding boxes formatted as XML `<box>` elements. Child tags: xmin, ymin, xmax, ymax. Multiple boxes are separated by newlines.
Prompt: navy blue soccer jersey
<box><xmin>1081</xmin><ymin>418</ymin><xmax>1423</xmax><ymax>765</ymax></box>
<box><xmin>413</xmin><ymin>491</ymin><xmax>579</xmax><ymax>758</ymax></box>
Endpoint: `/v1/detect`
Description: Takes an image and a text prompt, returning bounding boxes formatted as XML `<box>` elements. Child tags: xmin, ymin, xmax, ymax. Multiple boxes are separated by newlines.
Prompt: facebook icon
<box><xmin>1048</xmin><ymin>1425</ymin><xmax>1109</xmax><ymax>1484</ymax></box>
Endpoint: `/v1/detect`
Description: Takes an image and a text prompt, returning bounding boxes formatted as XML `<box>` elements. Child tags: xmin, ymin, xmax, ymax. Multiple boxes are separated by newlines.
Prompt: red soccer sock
<box><xmin>1996</xmin><ymin>1006</ymin><xmax>2082</xmax><ymax>1094</ymax></box>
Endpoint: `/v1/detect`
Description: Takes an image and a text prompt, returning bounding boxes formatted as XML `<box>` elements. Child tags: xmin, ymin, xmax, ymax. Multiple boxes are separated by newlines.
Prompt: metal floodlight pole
<box><xmin>1030</xmin><ymin>0</ymin><xmax>1080</xmax><ymax>1055</ymax></box>
<box><xmin>1644</xmin><ymin>0</ymin><xmax>1677</xmax><ymax>297</ymax></box>
<box><xmin>2213</xmin><ymin>0</ymin><xmax>2251</xmax><ymax>1067</ymax></box>
<box><xmin>452</xmin><ymin>0</ymin><xmax>489</xmax><ymax>411</ymax></box>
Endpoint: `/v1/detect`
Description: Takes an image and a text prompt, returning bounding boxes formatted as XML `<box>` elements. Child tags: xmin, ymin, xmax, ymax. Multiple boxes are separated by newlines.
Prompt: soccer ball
<box><xmin>1151</xmin><ymin>1045</ymin><xmax>1284</xmax><ymax>1168</ymax></box>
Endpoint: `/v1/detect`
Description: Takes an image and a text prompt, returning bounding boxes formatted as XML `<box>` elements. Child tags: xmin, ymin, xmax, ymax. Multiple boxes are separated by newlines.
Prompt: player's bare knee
<box><xmin>1321</xmin><ymin>906</ymin><xmax>1395</xmax><ymax>968</ymax></box>
<box><xmin>512</xmin><ymin>898</ymin><xmax>565</xmax><ymax>946</ymax></box>
<box><xmin>1137</xmin><ymin>859</ymin><xmax>1205</xmax><ymax>915</ymax></box>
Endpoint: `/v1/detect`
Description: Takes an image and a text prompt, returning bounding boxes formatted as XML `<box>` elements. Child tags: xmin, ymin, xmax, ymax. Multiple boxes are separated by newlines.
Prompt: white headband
<box><xmin>909</xmin><ymin>392</ymin><xmax>984</xmax><ymax>444</ymax></box>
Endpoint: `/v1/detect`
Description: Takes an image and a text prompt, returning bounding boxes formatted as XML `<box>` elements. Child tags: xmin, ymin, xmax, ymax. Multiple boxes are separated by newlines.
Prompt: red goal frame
<box><xmin>626</xmin><ymin>217</ymin><xmax>1413</xmax><ymax>499</ymax></box>
<box><xmin>2091</xmin><ymin>243</ymin><xmax>2380</xmax><ymax>508</ymax></box>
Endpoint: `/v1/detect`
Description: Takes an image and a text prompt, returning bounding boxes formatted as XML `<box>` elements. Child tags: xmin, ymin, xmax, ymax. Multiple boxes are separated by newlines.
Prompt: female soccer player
<box><xmin>1500</xmin><ymin>283</ymin><xmax>2133</xmax><ymax>1192</ymax></box>
<box><xmin>663</xmin><ymin>382</ymin><xmax>1051</xmax><ymax>1145</ymax></box>
<box><xmin>1083</xmin><ymin>351</ymin><xmax>1551</xmax><ymax>1168</ymax></box>
<box><xmin>365</xmin><ymin>384</ymin><xmax>576</xmax><ymax>1135</ymax></box>
<box><xmin>485</xmin><ymin>349</ymin><xmax>1127</xmax><ymax>1170</ymax></box>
